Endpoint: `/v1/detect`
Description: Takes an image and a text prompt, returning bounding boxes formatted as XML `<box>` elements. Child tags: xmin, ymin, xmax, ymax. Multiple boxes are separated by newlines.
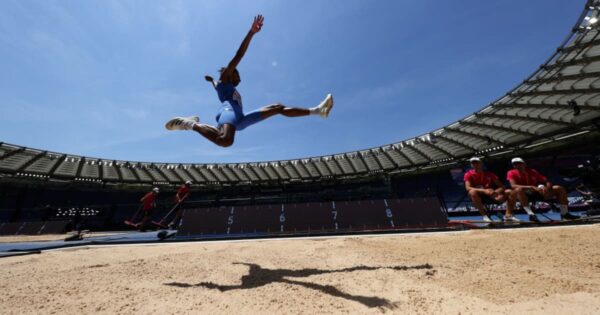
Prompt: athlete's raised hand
<box><xmin>221</xmin><ymin>15</ymin><xmax>263</xmax><ymax>82</ymax></box>
<box><xmin>204</xmin><ymin>75</ymin><xmax>216</xmax><ymax>88</ymax></box>
<box><xmin>250</xmin><ymin>15</ymin><xmax>264</xmax><ymax>34</ymax></box>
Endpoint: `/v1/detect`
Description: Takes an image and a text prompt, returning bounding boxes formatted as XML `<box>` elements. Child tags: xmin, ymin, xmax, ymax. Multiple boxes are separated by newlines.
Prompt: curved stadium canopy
<box><xmin>1</xmin><ymin>1</ymin><xmax>600</xmax><ymax>186</ymax></box>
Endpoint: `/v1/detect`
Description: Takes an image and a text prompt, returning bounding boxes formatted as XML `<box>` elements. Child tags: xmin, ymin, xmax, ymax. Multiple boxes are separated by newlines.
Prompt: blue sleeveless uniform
<box><xmin>214</xmin><ymin>82</ymin><xmax>263</xmax><ymax>131</ymax></box>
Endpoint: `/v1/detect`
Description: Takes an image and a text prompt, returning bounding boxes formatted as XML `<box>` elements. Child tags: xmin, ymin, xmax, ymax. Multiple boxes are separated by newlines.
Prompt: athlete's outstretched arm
<box><xmin>221</xmin><ymin>15</ymin><xmax>263</xmax><ymax>78</ymax></box>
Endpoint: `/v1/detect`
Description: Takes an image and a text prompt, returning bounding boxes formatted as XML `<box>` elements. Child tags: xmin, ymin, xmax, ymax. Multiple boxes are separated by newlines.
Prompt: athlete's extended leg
<box><xmin>260</xmin><ymin>104</ymin><xmax>309</xmax><ymax>120</ymax></box>
<box><xmin>166</xmin><ymin>116</ymin><xmax>235</xmax><ymax>147</ymax></box>
<box><xmin>192</xmin><ymin>123</ymin><xmax>236</xmax><ymax>147</ymax></box>
<box><xmin>260</xmin><ymin>94</ymin><xmax>333</xmax><ymax>120</ymax></box>
<box><xmin>236</xmin><ymin>94</ymin><xmax>334</xmax><ymax>130</ymax></box>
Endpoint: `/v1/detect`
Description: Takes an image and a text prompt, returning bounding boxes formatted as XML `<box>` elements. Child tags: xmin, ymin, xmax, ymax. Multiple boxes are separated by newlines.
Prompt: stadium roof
<box><xmin>1</xmin><ymin>1</ymin><xmax>600</xmax><ymax>187</ymax></box>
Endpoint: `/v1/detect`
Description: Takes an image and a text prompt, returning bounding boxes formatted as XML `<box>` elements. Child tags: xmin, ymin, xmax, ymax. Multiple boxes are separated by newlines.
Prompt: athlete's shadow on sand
<box><xmin>165</xmin><ymin>263</ymin><xmax>433</xmax><ymax>309</ymax></box>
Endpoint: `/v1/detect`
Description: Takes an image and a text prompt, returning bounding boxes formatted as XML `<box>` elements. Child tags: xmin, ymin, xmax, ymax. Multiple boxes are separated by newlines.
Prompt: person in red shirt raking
<box><xmin>507</xmin><ymin>157</ymin><xmax>579</xmax><ymax>222</ymax></box>
<box><xmin>167</xmin><ymin>181</ymin><xmax>192</xmax><ymax>229</ymax></box>
<box><xmin>464</xmin><ymin>157</ymin><xmax>518</xmax><ymax>223</ymax></box>
<box><xmin>136</xmin><ymin>187</ymin><xmax>159</xmax><ymax>231</ymax></box>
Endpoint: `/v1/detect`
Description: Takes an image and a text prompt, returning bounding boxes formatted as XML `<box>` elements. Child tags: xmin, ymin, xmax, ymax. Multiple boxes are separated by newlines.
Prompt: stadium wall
<box><xmin>0</xmin><ymin>136</ymin><xmax>598</xmax><ymax>233</ymax></box>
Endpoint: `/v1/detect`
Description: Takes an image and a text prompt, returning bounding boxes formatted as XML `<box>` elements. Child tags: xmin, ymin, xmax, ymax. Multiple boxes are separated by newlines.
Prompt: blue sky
<box><xmin>0</xmin><ymin>0</ymin><xmax>582</xmax><ymax>163</ymax></box>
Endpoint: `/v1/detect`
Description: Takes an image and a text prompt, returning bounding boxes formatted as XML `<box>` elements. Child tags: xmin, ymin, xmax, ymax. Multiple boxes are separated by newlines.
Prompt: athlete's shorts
<box><xmin>216</xmin><ymin>103</ymin><xmax>264</xmax><ymax>131</ymax></box>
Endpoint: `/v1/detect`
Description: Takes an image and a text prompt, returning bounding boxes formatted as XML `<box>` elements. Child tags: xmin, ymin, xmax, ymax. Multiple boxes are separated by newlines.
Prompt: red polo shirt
<box><xmin>141</xmin><ymin>192</ymin><xmax>156</xmax><ymax>211</ymax></box>
<box><xmin>176</xmin><ymin>185</ymin><xmax>190</xmax><ymax>201</ymax></box>
<box><xmin>464</xmin><ymin>169</ymin><xmax>499</xmax><ymax>189</ymax></box>
<box><xmin>506</xmin><ymin>168</ymin><xmax>547</xmax><ymax>186</ymax></box>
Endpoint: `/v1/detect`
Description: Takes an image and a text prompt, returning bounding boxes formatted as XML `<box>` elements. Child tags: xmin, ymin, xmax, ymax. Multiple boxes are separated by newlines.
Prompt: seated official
<box><xmin>464</xmin><ymin>157</ymin><xmax>518</xmax><ymax>222</ymax></box>
<box><xmin>507</xmin><ymin>157</ymin><xmax>579</xmax><ymax>221</ymax></box>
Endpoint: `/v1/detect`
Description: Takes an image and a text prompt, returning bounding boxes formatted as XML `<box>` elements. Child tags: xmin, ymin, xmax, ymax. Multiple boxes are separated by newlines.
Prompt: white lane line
<box><xmin>41</xmin><ymin>223</ymin><xmax>600</xmax><ymax>252</ymax></box>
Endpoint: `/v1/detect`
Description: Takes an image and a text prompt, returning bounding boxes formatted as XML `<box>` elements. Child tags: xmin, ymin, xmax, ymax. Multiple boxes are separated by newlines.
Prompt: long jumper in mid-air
<box><xmin>165</xmin><ymin>15</ymin><xmax>334</xmax><ymax>147</ymax></box>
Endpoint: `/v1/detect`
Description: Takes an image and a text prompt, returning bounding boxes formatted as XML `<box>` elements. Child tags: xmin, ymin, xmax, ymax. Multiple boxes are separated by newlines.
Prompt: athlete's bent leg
<box><xmin>192</xmin><ymin>123</ymin><xmax>235</xmax><ymax>147</ymax></box>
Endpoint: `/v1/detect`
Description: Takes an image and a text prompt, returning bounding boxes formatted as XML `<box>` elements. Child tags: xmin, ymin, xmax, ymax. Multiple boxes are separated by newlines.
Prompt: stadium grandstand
<box><xmin>1</xmin><ymin>1</ymin><xmax>600</xmax><ymax>236</ymax></box>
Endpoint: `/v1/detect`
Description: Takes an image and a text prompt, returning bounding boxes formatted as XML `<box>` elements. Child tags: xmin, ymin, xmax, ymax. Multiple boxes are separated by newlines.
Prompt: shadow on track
<box><xmin>165</xmin><ymin>262</ymin><xmax>433</xmax><ymax>308</ymax></box>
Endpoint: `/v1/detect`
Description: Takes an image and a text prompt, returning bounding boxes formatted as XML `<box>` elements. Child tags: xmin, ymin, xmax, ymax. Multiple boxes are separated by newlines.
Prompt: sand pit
<box><xmin>1</xmin><ymin>225</ymin><xmax>600</xmax><ymax>314</ymax></box>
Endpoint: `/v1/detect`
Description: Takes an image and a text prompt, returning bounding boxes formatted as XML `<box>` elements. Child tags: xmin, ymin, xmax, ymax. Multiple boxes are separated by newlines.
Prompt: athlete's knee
<box><xmin>217</xmin><ymin>138</ymin><xmax>234</xmax><ymax>147</ymax></box>
<box><xmin>264</xmin><ymin>103</ymin><xmax>284</xmax><ymax>112</ymax></box>
<box><xmin>216</xmin><ymin>136</ymin><xmax>234</xmax><ymax>147</ymax></box>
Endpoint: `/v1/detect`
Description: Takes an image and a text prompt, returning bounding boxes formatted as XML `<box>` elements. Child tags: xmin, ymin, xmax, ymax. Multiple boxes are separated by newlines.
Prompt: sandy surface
<box><xmin>1</xmin><ymin>225</ymin><xmax>600</xmax><ymax>314</ymax></box>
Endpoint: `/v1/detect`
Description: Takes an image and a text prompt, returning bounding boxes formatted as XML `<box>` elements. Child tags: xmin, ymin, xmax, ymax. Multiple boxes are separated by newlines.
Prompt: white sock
<box><xmin>523</xmin><ymin>206</ymin><xmax>535</xmax><ymax>215</ymax></box>
<box><xmin>559</xmin><ymin>205</ymin><xmax>568</xmax><ymax>215</ymax></box>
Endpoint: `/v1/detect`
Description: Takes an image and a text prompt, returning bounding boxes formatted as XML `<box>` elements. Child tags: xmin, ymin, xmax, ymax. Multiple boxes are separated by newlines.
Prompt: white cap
<box><xmin>153</xmin><ymin>187</ymin><xmax>160</xmax><ymax>193</ymax></box>
<box><xmin>469</xmin><ymin>157</ymin><xmax>481</xmax><ymax>163</ymax></box>
<box><xmin>185</xmin><ymin>180</ymin><xmax>192</xmax><ymax>185</ymax></box>
<box><xmin>511</xmin><ymin>157</ymin><xmax>525</xmax><ymax>164</ymax></box>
